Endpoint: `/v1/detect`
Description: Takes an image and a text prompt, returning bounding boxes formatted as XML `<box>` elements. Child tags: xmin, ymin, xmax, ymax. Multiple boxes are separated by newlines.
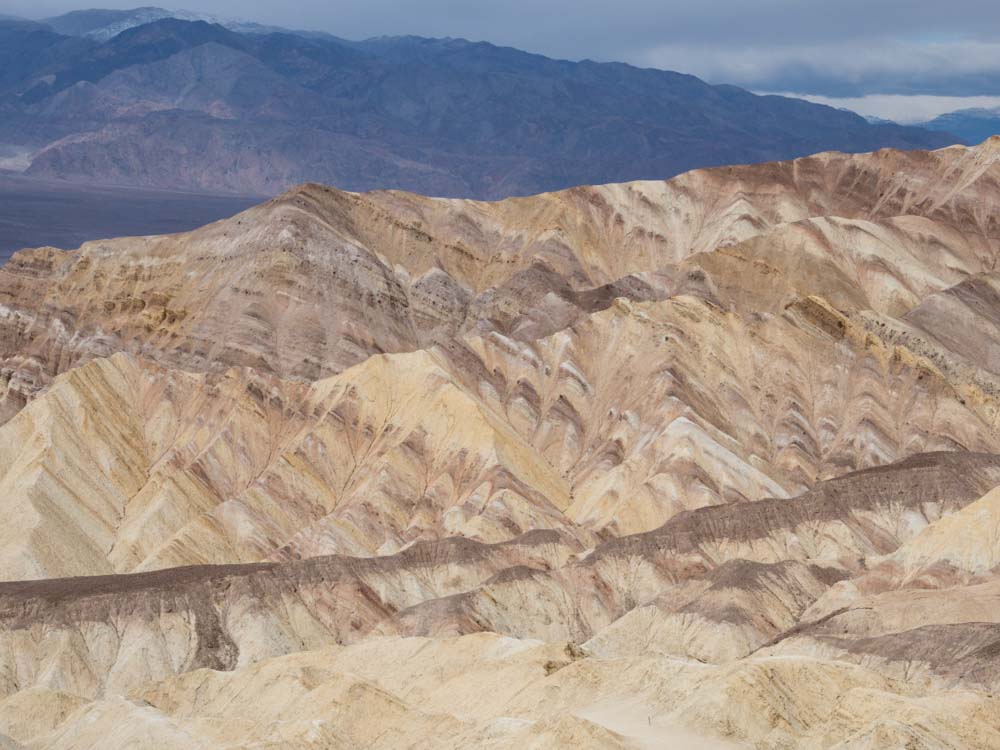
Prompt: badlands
<box><xmin>1</xmin><ymin>139</ymin><xmax>1000</xmax><ymax>747</ymax></box>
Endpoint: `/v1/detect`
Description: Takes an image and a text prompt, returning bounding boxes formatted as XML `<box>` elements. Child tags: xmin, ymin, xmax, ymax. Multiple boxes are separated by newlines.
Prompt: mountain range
<box><xmin>40</xmin><ymin>5</ymin><xmax>296</xmax><ymax>40</ymax></box>
<box><xmin>919</xmin><ymin>107</ymin><xmax>1000</xmax><ymax>146</ymax></box>
<box><xmin>0</xmin><ymin>9</ymin><xmax>960</xmax><ymax>198</ymax></box>
<box><xmin>1</xmin><ymin>138</ymin><xmax>1000</xmax><ymax>747</ymax></box>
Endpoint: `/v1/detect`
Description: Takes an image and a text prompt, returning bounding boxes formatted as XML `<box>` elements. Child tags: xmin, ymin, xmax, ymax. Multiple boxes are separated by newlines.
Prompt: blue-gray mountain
<box><xmin>0</xmin><ymin>13</ymin><xmax>961</xmax><ymax>198</ymax></box>
<box><xmin>41</xmin><ymin>6</ymin><xmax>292</xmax><ymax>40</ymax></box>
<box><xmin>918</xmin><ymin>108</ymin><xmax>1000</xmax><ymax>147</ymax></box>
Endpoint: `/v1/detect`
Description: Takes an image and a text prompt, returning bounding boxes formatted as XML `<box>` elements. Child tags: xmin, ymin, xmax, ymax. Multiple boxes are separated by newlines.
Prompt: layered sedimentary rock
<box><xmin>2</xmin><ymin>454</ymin><xmax>1000</xmax><ymax>749</ymax></box>
<box><xmin>4</xmin><ymin>138</ymin><xmax>1000</xmax><ymax>404</ymax></box>
<box><xmin>3</xmin><ymin>140</ymin><xmax>1000</xmax><ymax>748</ymax></box>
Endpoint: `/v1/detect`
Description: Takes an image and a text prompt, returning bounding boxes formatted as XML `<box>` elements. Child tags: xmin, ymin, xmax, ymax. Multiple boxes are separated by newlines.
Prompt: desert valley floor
<box><xmin>1</xmin><ymin>140</ymin><xmax>1000</xmax><ymax>748</ymax></box>
<box><xmin>0</xmin><ymin>174</ymin><xmax>260</xmax><ymax>264</ymax></box>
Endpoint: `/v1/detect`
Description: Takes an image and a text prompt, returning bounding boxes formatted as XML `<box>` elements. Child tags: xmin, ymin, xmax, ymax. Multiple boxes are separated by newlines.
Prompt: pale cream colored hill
<box><xmin>0</xmin><ymin>353</ymin><xmax>322</xmax><ymax>580</ymax></box>
<box><xmin>4</xmin><ymin>633</ymin><xmax>998</xmax><ymax>750</ymax></box>
<box><xmin>793</xmin><ymin>485</ymin><xmax>1000</xmax><ymax>643</ymax></box>
<box><xmin>889</xmin><ymin>485</ymin><xmax>1000</xmax><ymax>575</ymax></box>
<box><xmin>2</xmin><ymin>286</ymin><xmax>996</xmax><ymax>580</ymax></box>
<box><xmin>1</xmin><ymin>453</ymin><xmax>994</xmax><ymax>706</ymax></box>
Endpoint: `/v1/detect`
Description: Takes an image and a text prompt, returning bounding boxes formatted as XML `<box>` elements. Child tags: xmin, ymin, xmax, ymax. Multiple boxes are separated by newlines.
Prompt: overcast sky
<box><xmin>6</xmin><ymin>0</ymin><xmax>1000</xmax><ymax>120</ymax></box>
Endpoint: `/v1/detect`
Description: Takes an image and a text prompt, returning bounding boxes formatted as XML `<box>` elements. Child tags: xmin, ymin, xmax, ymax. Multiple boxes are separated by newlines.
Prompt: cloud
<box><xmin>759</xmin><ymin>94</ymin><xmax>1000</xmax><ymax>123</ymax></box>
<box><xmin>636</xmin><ymin>39</ymin><xmax>1000</xmax><ymax>97</ymax></box>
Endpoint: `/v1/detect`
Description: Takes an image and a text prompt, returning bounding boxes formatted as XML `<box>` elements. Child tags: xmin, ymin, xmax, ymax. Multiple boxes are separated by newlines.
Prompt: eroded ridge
<box><xmin>3</xmin><ymin>141</ymin><xmax>1000</xmax><ymax>749</ymax></box>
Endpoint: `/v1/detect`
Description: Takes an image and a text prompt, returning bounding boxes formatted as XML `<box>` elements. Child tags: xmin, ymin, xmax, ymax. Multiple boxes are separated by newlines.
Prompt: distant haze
<box><xmin>7</xmin><ymin>0</ymin><xmax>1000</xmax><ymax>121</ymax></box>
<box><xmin>758</xmin><ymin>94</ymin><xmax>1000</xmax><ymax>125</ymax></box>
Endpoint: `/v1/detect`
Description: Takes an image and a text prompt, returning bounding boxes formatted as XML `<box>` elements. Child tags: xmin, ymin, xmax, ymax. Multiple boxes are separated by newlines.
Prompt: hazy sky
<box><xmin>6</xmin><ymin>0</ymin><xmax>1000</xmax><ymax>120</ymax></box>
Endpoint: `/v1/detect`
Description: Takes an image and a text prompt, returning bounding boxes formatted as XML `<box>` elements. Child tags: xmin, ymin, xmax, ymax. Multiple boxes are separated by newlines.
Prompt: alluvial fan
<box><xmin>2</xmin><ymin>139</ymin><xmax>1000</xmax><ymax>749</ymax></box>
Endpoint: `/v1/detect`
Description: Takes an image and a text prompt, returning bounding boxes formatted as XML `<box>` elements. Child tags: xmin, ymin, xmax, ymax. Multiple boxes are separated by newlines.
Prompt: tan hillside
<box><xmin>3</xmin><ymin>140</ymin><xmax>1000</xmax><ymax>748</ymax></box>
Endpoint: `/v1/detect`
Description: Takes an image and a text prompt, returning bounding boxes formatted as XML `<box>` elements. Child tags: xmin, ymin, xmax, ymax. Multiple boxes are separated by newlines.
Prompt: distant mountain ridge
<box><xmin>918</xmin><ymin>107</ymin><xmax>1000</xmax><ymax>146</ymax></box>
<box><xmin>42</xmin><ymin>5</ymin><xmax>305</xmax><ymax>41</ymax></box>
<box><xmin>0</xmin><ymin>11</ymin><xmax>961</xmax><ymax>198</ymax></box>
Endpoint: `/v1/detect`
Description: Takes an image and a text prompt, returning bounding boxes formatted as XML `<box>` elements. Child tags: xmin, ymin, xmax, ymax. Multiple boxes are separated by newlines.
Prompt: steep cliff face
<box><xmin>3</xmin><ymin>141</ymin><xmax>1000</xmax><ymax>749</ymax></box>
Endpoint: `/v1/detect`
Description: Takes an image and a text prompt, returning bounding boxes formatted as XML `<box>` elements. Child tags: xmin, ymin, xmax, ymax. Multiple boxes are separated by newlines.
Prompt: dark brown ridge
<box><xmin>0</xmin><ymin>529</ymin><xmax>571</xmax><ymax>617</ymax></box>
<box><xmin>588</xmin><ymin>452</ymin><xmax>1000</xmax><ymax>563</ymax></box>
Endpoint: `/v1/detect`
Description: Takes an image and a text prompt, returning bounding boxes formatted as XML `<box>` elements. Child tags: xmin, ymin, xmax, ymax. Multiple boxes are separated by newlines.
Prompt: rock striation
<box><xmin>2</xmin><ymin>140</ymin><xmax>1000</xmax><ymax>748</ymax></box>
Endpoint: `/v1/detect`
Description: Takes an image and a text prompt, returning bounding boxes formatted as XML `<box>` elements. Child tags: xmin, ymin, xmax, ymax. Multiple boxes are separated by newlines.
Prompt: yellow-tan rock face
<box><xmin>3</xmin><ymin>140</ymin><xmax>1000</xmax><ymax>749</ymax></box>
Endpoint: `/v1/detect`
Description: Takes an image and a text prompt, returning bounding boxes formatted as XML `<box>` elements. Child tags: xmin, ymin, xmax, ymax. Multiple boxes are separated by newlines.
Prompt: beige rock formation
<box><xmin>5</xmin><ymin>633</ymin><xmax>1000</xmax><ymax>750</ymax></box>
<box><xmin>3</xmin><ymin>140</ymin><xmax>1000</xmax><ymax>748</ymax></box>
